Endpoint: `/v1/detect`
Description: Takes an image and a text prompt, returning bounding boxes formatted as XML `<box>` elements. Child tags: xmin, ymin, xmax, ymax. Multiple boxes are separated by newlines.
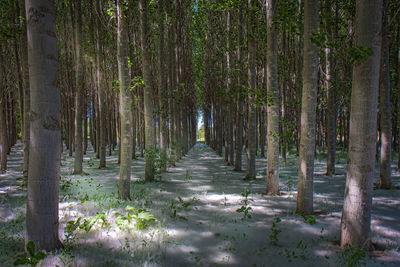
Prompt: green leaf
<box><xmin>14</xmin><ymin>258</ymin><xmax>30</xmax><ymax>266</ymax></box>
<box><xmin>35</xmin><ymin>251</ymin><xmax>46</xmax><ymax>260</ymax></box>
<box><xmin>26</xmin><ymin>241</ymin><xmax>35</xmax><ymax>257</ymax></box>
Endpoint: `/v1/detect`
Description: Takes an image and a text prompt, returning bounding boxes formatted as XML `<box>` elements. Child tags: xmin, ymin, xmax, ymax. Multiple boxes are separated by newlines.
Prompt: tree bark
<box><xmin>25</xmin><ymin>0</ymin><xmax>62</xmax><ymax>250</ymax></box>
<box><xmin>234</xmin><ymin>7</ymin><xmax>244</xmax><ymax>172</ymax></box>
<box><xmin>73</xmin><ymin>0</ymin><xmax>83</xmax><ymax>174</ymax></box>
<box><xmin>158</xmin><ymin>0</ymin><xmax>168</xmax><ymax>171</ymax></box>
<box><xmin>140</xmin><ymin>0</ymin><xmax>155</xmax><ymax>181</ymax></box>
<box><xmin>378</xmin><ymin>0</ymin><xmax>391</xmax><ymax>189</ymax></box>
<box><xmin>266</xmin><ymin>0</ymin><xmax>280</xmax><ymax>195</ymax></box>
<box><xmin>325</xmin><ymin>0</ymin><xmax>337</xmax><ymax>176</ymax></box>
<box><xmin>245</xmin><ymin>0</ymin><xmax>257</xmax><ymax>180</ymax></box>
<box><xmin>340</xmin><ymin>0</ymin><xmax>382</xmax><ymax>248</ymax></box>
<box><xmin>117</xmin><ymin>0</ymin><xmax>132</xmax><ymax>199</ymax></box>
<box><xmin>296</xmin><ymin>0</ymin><xmax>319</xmax><ymax>215</ymax></box>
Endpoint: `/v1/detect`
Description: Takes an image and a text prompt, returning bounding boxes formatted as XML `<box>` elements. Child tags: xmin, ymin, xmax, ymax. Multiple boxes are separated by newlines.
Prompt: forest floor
<box><xmin>0</xmin><ymin>143</ymin><xmax>400</xmax><ymax>267</ymax></box>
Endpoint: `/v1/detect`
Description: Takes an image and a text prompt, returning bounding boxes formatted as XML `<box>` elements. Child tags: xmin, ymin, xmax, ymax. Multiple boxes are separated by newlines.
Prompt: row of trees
<box><xmin>196</xmin><ymin>0</ymin><xmax>397</xmax><ymax>250</ymax></box>
<box><xmin>0</xmin><ymin>0</ymin><xmax>397</xmax><ymax>255</ymax></box>
<box><xmin>1</xmin><ymin>0</ymin><xmax>198</xmax><ymax>251</ymax></box>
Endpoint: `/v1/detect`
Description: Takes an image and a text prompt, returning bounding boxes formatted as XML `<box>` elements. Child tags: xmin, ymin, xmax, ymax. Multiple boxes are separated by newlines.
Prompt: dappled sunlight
<box><xmin>0</xmin><ymin>143</ymin><xmax>399</xmax><ymax>266</ymax></box>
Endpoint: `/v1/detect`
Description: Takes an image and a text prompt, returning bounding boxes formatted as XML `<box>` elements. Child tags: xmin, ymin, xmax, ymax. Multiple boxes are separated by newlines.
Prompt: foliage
<box><xmin>115</xmin><ymin>206</ymin><xmax>156</xmax><ymax>230</ymax></box>
<box><xmin>236</xmin><ymin>189</ymin><xmax>253</xmax><ymax>220</ymax></box>
<box><xmin>65</xmin><ymin>212</ymin><xmax>108</xmax><ymax>239</ymax></box>
<box><xmin>299</xmin><ymin>214</ymin><xmax>316</xmax><ymax>225</ymax></box>
<box><xmin>13</xmin><ymin>241</ymin><xmax>46</xmax><ymax>267</ymax></box>
<box><xmin>338</xmin><ymin>244</ymin><xmax>367</xmax><ymax>267</ymax></box>
<box><xmin>269</xmin><ymin>217</ymin><xmax>282</xmax><ymax>246</ymax></box>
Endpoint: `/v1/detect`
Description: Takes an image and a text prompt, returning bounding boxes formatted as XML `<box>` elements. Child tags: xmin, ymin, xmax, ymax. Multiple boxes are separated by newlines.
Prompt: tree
<box><xmin>325</xmin><ymin>0</ymin><xmax>337</xmax><ymax>176</ymax></box>
<box><xmin>140</xmin><ymin>0</ymin><xmax>155</xmax><ymax>181</ymax></box>
<box><xmin>25</xmin><ymin>0</ymin><xmax>62</xmax><ymax>250</ymax></box>
<box><xmin>158</xmin><ymin>0</ymin><xmax>168</xmax><ymax>172</ymax></box>
<box><xmin>266</xmin><ymin>0</ymin><xmax>280</xmax><ymax>195</ymax></box>
<box><xmin>340</xmin><ymin>0</ymin><xmax>382</xmax><ymax>248</ymax></box>
<box><xmin>73</xmin><ymin>0</ymin><xmax>84</xmax><ymax>174</ymax></box>
<box><xmin>0</xmin><ymin>48</ymin><xmax>7</xmax><ymax>173</ymax></box>
<box><xmin>234</xmin><ymin>6</ymin><xmax>245</xmax><ymax>172</ymax></box>
<box><xmin>245</xmin><ymin>0</ymin><xmax>257</xmax><ymax>180</ymax></box>
<box><xmin>296</xmin><ymin>0</ymin><xmax>319</xmax><ymax>215</ymax></box>
<box><xmin>117</xmin><ymin>0</ymin><xmax>133</xmax><ymax>199</ymax></box>
<box><xmin>378</xmin><ymin>0</ymin><xmax>391</xmax><ymax>189</ymax></box>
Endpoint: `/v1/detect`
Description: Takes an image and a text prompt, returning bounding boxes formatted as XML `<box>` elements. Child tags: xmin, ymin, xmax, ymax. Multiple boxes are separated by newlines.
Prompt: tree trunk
<box><xmin>20</xmin><ymin>9</ymin><xmax>30</xmax><ymax>177</ymax></box>
<box><xmin>325</xmin><ymin>0</ymin><xmax>337</xmax><ymax>176</ymax></box>
<box><xmin>158</xmin><ymin>0</ymin><xmax>168</xmax><ymax>171</ymax></box>
<box><xmin>234</xmin><ymin>7</ymin><xmax>244</xmax><ymax>172</ymax></box>
<box><xmin>96</xmin><ymin>0</ymin><xmax>106</xmax><ymax>168</ymax></box>
<box><xmin>266</xmin><ymin>0</ymin><xmax>280</xmax><ymax>195</ymax></box>
<box><xmin>245</xmin><ymin>0</ymin><xmax>256</xmax><ymax>180</ymax></box>
<box><xmin>340</xmin><ymin>0</ymin><xmax>382</xmax><ymax>248</ymax></box>
<box><xmin>140</xmin><ymin>0</ymin><xmax>155</xmax><ymax>181</ymax></box>
<box><xmin>378</xmin><ymin>0</ymin><xmax>391</xmax><ymax>189</ymax></box>
<box><xmin>117</xmin><ymin>0</ymin><xmax>132</xmax><ymax>199</ymax></box>
<box><xmin>73</xmin><ymin>0</ymin><xmax>83</xmax><ymax>174</ymax></box>
<box><xmin>296</xmin><ymin>0</ymin><xmax>319</xmax><ymax>215</ymax></box>
<box><xmin>25</xmin><ymin>0</ymin><xmax>62</xmax><ymax>250</ymax></box>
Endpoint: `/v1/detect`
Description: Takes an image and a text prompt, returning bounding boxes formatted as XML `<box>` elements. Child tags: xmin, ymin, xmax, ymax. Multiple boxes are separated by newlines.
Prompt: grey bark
<box><xmin>117</xmin><ymin>0</ymin><xmax>133</xmax><ymax>199</ymax></box>
<box><xmin>296</xmin><ymin>0</ymin><xmax>319</xmax><ymax>215</ymax></box>
<box><xmin>378</xmin><ymin>0</ymin><xmax>391</xmax><ymax>189</ymax></box>
<box><xmin>25</xmin><ymin>0</ymin><xmax>62</xmax><ymax>250</ymax></box>
<box><xmin>234</xmin><ymin>7</ymin><xmax>244</xmax><ymax>172</ymax></box>
<box><xmin>245</xmin><ymin>0</ymin><xmax>257</xmax><ymax>180</ymax></box>
<box><xmin>340</xmin><ymin>0</ymin><xmax>382</xmax><ymax>248</ymax></box>
<box><xmin>73</xmin><ymin>0</ymin><xmax>83</xmax><ymax>174</ymax></box>
<box><xmin>266</xmin><ymin>0</ymin><xmax>280</xmax><ymax>195</ymax></box>
<box><xmin>158</xmin><ymin>0</ymin><xmax>168</xmax><ymax>171</ymax></box>
<box><xmin>140</xmin><ymin>0</ymin><xmax>155</xmax><ymax>181</ymax></box>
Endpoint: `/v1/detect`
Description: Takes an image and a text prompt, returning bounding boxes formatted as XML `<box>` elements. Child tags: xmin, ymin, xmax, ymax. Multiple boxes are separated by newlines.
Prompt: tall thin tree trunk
<box><xmin>245</xmin><ymin>0</ymin><xmax>257</xmax><ymax>180</ymax></box>
<box><xmin>340</xmin><ymin>0</ymin><xmax>382</xmax><ymax>248</ymax></box>
<box><xmin>20</xmin><ymin>7</ymin><xmax>30</xmax><ymax>177</ymax></box>
<box><xmin>117</xmin><ymin>0</ymin><xmax>132</xmax><ymax>199</ymax></box>
<box><xmin>96</xmin><ymin>0</ymin><xmax>106</xmax><ymax>168</ymax></box>
<box><xmin>378</xmin><ymin>0</ymin><xmax>391</xmax><ymax>189</ymax></box>
<box><xmin>325</xmin><ymin>0</ymin><xmax>337</xmax><ymax>176</ymax></box>
<box><xmin>296</xmin><ymin>0</ymin><xmax>319</xmax><ymax>215</ymax></box>
<box><xmin>73</xmin><ymin>0</ymin><xmax>83</xmax><ymax>174</ymax></box>
<box><xmin>266</xmin><ymin>0</ymin><xmax>280</xmax><ymax>195</ymax></box>
<box><xmin>140</xmin><ymin>0</ymin><xmax>155</xmax><ymax>181</ymax></box>
<box><xmin>234</xmin><ymin>8</ymin><xmax>244</xmax><ymax>172</ymax></box>
<box><xmin>158</xmin><ymin>0</ymin><xmax>168</xmax><ymax>171</ymax></box>
<box><xmin>0</xmin><ymin>47</ymin><xmax>7</xmax><ymax>173</ymax></box>
<box><xmin>25</xmin><ymin>0</ymin><xmax>62</xmax><ymax>250</ymax></box>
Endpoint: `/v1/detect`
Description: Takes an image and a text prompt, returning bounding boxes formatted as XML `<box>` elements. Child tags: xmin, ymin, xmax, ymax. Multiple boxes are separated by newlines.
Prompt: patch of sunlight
<box><xmin>372</xmin><ymin>225</ymin><xmax>400</xmax><ymax>238</ymax></box>
<box><xmin>314</xmin><ymin>249</ymin><xmax>335</xmax><ymax>257</ymax></box>
<box><xmin>210</xmin><ymin>251</ymin><xmax>237</xmax><ymax>265</ymax></box>
<box><xmin>186</xmin><ymin>185</ymin><xmax>214</xmax><ymax>192</ymax></box>
<box><xmin>0</xmin><ymin>185</ymin><xmax>20</xmax><ymax>194</ymax></box>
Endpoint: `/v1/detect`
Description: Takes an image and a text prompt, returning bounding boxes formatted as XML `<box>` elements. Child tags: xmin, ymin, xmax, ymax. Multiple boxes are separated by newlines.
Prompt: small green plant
<box><xmin>269</xmin><ymin>217</ymin><xmax>282</xmax><ymax>245</ymax></box>
<box><xmin>236</xmin><ymin>189</ymin><xmax>253</xmax><ymax>220</ymax></box>
<box><xmin>60</xmin><ymin>179</ymin><xmax>73</xmax><ymax>192</ymax></box>
<box><xmin>14</xmin><ymin>241</ymin><xmax>46</xmax><ymax>267</ymax></box>
<box><xmin>87</xmin><ymin>157</ymin><xmax>94</xmax><ymax>167</ymax></box>
<box><xmin>16</xmin><ymin>177</ymin><xmax>28</xmax><ymax>188</ymax></box>
<box><xmin>338</xmin><ymin>244</ymin><xmax>367</xmax><ymax>267</ymax></box>
<box><xmin>65</xmin><ymin>212</ymin><xmax>108</xmax><ymax>239</ymax></box>
<box><xmin>115</xmin><ymin>206</ymin><xmax>156</xmax><ymax>230</ymax></box>
<box><xmin>146</xmin><ymin>147</ymin><xmax>169</xmax><ymax>176</ymax></box>
<box><xmin>299</xmin><ymin>214</ymin><xmax>316</xmax><ymax>225</ymax></box>
<box><xmin>177</xmin><ymin>196</ymin><xmax>192</xmax><ymax>208</ymax></box>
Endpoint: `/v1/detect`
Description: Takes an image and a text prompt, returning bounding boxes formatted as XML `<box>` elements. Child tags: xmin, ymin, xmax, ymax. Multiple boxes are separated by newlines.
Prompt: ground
<box><xmin>0</xmin><ymin>143</ymin><xmax>399</xmax><ymax>266</ymax></box>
